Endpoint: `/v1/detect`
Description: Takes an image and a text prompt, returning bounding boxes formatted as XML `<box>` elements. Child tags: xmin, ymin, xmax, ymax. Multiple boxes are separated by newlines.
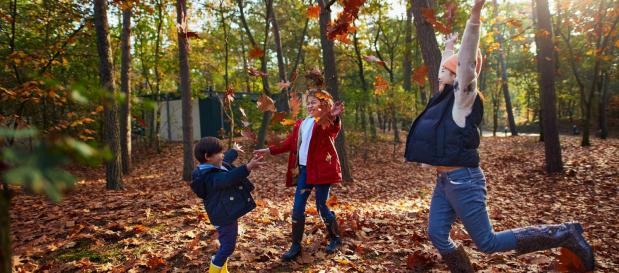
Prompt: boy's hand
<box><xmin>246</xmin><ymin>154</ymin><xmax>265</xmax><ymax>171</ymax></box>
<box><xmin>232</xmin><ymin>142</ymin><xmax>244</xmax><ymax>153</ymax></box>
<box><xmin>253</xmin><ymin>148</ymin><xmax>270</xmax><ymax>157</ymax></box>
<box><xmin>471</xmin><ymin>0</ymin><xmax>485</xmax><ymax>22</ymax></box>
<box><xmin>330</xmin><ymin>101</ymin><xmax>345</xmax><ymax>117</ymax></box>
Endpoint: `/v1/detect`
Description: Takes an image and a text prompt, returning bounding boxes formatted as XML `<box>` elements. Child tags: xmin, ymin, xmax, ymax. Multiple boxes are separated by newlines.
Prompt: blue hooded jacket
<box><xmin>190</xmin><ymin>149</ymin><xmax>256</xmax><ymax>226</ymax></box>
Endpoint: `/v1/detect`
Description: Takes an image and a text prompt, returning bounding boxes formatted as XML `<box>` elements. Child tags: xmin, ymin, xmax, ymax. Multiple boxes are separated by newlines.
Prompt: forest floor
<box><xmin>9</xmin><ymin>134</ymin><xmax>619</xmax><ymax>273</ymax></box>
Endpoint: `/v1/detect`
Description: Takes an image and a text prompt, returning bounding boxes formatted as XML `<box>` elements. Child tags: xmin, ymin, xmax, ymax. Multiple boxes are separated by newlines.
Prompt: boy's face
<box><xmin>204</xmin><ymin>151</ymin><xmax>224</xmax><ymax>168</ymax></box>
<box><xmin>306</xmin><ymin>96</ymin><xmax>322</xmax><ymax>118</ymax></box>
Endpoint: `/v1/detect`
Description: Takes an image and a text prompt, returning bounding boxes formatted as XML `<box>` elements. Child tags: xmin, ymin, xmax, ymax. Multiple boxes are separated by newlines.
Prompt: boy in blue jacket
<box><xmin>190</xmin><ymin>137</ymin><xmax>264</xmax><ymax>273</ymax></box>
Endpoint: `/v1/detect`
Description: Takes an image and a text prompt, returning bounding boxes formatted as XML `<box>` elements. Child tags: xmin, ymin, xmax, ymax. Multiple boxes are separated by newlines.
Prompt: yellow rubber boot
<box><xmin>208</xmin><ymin>262</ymin><xmax>222</xmax><ymax>273</ymax></box>
<box><xmin>221</xmin><ymin>258</ymin><xmax>229</xmax><ymax>273</ymax></box>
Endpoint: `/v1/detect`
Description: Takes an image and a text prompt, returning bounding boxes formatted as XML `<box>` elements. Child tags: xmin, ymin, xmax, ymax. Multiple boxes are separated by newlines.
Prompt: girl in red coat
<box><xmin>254</xmin><ymin>89</ymin><xmax>344</xmax><ymax>261</ymax></box>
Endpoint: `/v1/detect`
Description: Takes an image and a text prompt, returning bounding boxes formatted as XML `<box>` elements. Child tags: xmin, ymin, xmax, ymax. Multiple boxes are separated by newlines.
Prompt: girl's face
<box><xmin>306</xmin><ymin>96</ymin><xmax>322</xmax><ymax>118</ymax></box>
<box><xmin>438</xmin><ymin>66</ymin><xmax>456</xmax><ymax>91</ymax></box>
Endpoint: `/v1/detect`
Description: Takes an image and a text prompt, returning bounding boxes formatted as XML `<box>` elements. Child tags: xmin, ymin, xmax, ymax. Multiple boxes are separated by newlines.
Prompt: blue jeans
<box><xmin>428</xmin><ymin>167</ymin><xmax>517</xmax><ymax>254</ymax></box>
<box><xmin>291</xmin><ymin>166</ymin><xmax>334</xmax><ymax>223</ymax></box>
<box><xmin>212</xmin><ymin>221</ymin><xmax>238</xmax><ymax>267</ymax></box>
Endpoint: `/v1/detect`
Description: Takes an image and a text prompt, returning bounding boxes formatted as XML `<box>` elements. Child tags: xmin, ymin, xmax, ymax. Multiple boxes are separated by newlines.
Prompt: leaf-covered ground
<box><xmin>10</xmin><ymin>135</ymin><xmax>619</xmax><ymax>272</ymax></box>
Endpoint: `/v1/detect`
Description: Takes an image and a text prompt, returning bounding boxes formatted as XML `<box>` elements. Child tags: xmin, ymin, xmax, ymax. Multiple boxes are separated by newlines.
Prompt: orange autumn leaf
<box><xmin>306</xmin><ymin>207</ymin><xmax>318</xmax><ymax>215</ymax></box>
<box><xmin>257</xmin><ymin>95</ymin><xmax>276</xmax><ymax>112</ymax></box>
<box><xmin>248</xmin><ymin>47</ymin><xmax>264</xmax><ymax>59</ymax></box>
<box><xmin>280</xmin><ymin>119</ymin><xmax>296</xmax><ymax>126</ymax></box>
<box><xmin>555</xmin><ymin>248</ymin><xmax>588</xmax><ymax>273</ymax></box>
<box><xmin>412</xmin><ymin>65</ymin><xmax>429</xmax><ymax>86</ymax></box>
<box><xmin>132</xmin><ymin>224</ymin><xmax>149</xmax><ymax>234</ymax></box>
<box><xmin>326</xmin><ymin>195</ymin><xmax>338</xmax><ymax>208</ymax></box>
<box><xmin>270</xmin><ymin>112</ymin><xmax>287</xmax><ymax>125</ymax></box>
<box><xmin>146</xmin><ymin>256</ymin><xmax>166</xmax><ymax>269</ymax></box>
<box><xmin>363</xmin><ymin>55</ymin><xmax>386</xmax><ymax>67</ymax></box>
<box><xmin>307</xmin><ymin>5</ymin><xmax>320</xmax><ymax>19</ymax></box>
<box><xmin>373</xmin><ymin>75</ymin><xmax>389</xmax><ymax>95</ymax></box>
<box><xmin>247</xmin><ymin>67</ymin><xmax>267</xmax><ymax>77</ymax></box>
<box><xmin>224</xmin><ymin>86</ymin><xmax>235</xmax><ymax>103</ymax></box>
<box><xmin>289</xmin><ymin>95</ymin><xmax>302</xmax><ymax>118</ymax></box>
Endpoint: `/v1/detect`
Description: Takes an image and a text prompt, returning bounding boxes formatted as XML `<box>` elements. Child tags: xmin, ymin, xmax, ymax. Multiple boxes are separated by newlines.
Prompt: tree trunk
<box><xmin>411</xmin><ymin>0</ymin><xmax>441</xmax><ymax>96</ymax></box>
<box><xmin>270</xmin><ymin>3</ymin><xmax>289</xmax><ymax>112</ymax></box>
<box><xmin>153</xmin><ymin>0</ymin><xmax>163</xmax><ymax>153</ymax></box>
<box><xmin>318</xmin><ymin>0</ymin><xmax>352</xmax><ymax>182</ymax></box>
<box><xmin>0</xmin><ymin>185</ymin><xmax>11</xmax><ymax>273</ymax></box>
<box><xmin>402</xmin><ymin>0</ymin><xmax>414</xmax><ymax>93</ymax></box>
<box><xmin>493</xmin><ymin>0</ymin><xmax>518</xmax><ymax>136</ymax></box>
<box><xmin>598</xmin><ymin>72</ymin><xmax>609</xmax><ymax>139</ymax></box>
<box><xmin>535</xmin><ymin>0</ymin><xmax>563</xmax><ymax>173</ymax></box>
<box><xmin>94</xmin><ymin>0</ymin><xmax>123</xmax><ymax>189</ymax></box>
<box><xmin>352</xmin><ymin>25</ymin><xmax>370</xmax><ymax>142</ymax></box>
<box><xmin>120</xmin><ymin>7</ymin><xmax>132</xmax><ymax>175</ymax></box>
<box><xmin>176</xmin><ymin>0</ymin><xmax>194</xmax><ymax>181</ymax></box>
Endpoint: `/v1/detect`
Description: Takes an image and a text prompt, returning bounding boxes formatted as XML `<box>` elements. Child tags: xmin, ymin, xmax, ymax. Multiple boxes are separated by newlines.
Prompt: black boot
<box><xmin>441</xmin><ymin>245</ymin><xmax>475</xmax><ymax>273</ymax></box>
<box><xmin>281</xmin><ymin>217</ymin><xmax>304</xmax><ymax>261</ymax></box>
<box><xmin>513</xmin><ymin>222</ymin><xmax>594</xmax><ymax>271</ymax></box>
<box><xmin>324</xmin><ymin>214</ymin><xmax>341</xmax><ymax>254</ymax></box>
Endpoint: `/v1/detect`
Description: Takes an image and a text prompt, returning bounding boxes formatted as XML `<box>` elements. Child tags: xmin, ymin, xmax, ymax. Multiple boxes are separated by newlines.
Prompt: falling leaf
<box><xmin>257</xmin><ymin>95</ymin><xmax>276</xmax><ymax>112</ymax></box>
<box><xmin>241</xmin><ymin>127</ymin><xmax>256</xmax><ymax>142</ymax></box>
<box><xmin>412</xmin><ymin>65</ymin><xmax>429</xmax><ymax>86</ymax></box>
<box><xmin>224</xmin><ymin>86</ymin><xmax>235</xmax><ymax>103</ymax></box>
<box><xmin>373</xmin><ymin>75</ymin><xmax>389</xmax><ymax>95</ymax></box>
<box><xmin>289</xmin><ymin>95</ymin><xmax>302</xmax><ymax>118</ymax></box>
<box><xmin>248</xmin><ymin>67</ymin><xmax>267</xmax><ymax>77</ymax></box>
<box><xmin>326</xmin><ymin>195</ymin><xmax>337</xmax><ymax>208</ymax></box>
<box><xmin>280</xmin><ymin>119</ymin><xmax>296</xmax><ymax>126</ymax></box>
<box><xmin>307</xmin><ymin>5</ymin><xmax>320</xmax><ymax>19</ymax></box>
<box><xmin>248</xmin><ymin>47</ymin><xmax>264</xmax><ymax>59</ymax></box>
<box><xmin>270</xmin><ymin>112</ymin><xmax>287</xmax><ymax>125</ymax></box>
<box><xmin>363</xmin><ymin>55</ymin><xmax>386</xmax><ymax>66</ymax></box>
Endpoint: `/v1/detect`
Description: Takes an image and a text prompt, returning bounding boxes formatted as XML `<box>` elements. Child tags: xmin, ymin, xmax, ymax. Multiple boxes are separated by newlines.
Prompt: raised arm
<box><xmin>456</xmin><ymin>0</ymin><xmax>484</xmax><ymax>92</ymax></box>
<box><xmin>452</xmin><ymin>0</ymin><xmax>485</xmax><ymax>128</ymax></box>
<box><xmin>441</xmin><ymin>33</ymin><xmax>458</xmax><ymax>67</ymax></box>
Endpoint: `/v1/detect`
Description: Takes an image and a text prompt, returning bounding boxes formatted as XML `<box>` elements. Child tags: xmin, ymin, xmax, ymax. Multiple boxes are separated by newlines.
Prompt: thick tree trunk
<box><xmin>0</xmin><ymin>185</ymin><xmax>11</xmax><ymax>273</ymax></box>
<box><xmin>120</xmin><ymin>8</ymin><xmax>132</xmax><ymax>174</ymax></box>
<box><xmin>94</xmin><ymin>0</ymin><xmax>123</xmax><ymax>189</ymax></box>
<box><xmin>318</xmin><ymin>0</ymin><xmax>352</xmax><ymax>182</ymax></box>
<box><xmin>535</xmin><ymin>0</ymin><xmax>563</xmax><ymax>173</ymax></box>
<box><xmin>176</xmin><ymin>0</ymin><xmax>194</xmax><ymax>181</ymax></box>
<box><xmin>402</xmin><ymin>0</ymin><xmax>414</xmax><ymax>93</ymax></box>
<box><xmin>411</xmin><ymin>0</ymin><xmax>441</xmax><ymax>96</ymax></box>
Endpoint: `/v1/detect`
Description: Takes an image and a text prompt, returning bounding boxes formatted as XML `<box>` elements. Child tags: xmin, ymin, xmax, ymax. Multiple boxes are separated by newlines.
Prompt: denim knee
<box><xmin>427</xmin><ymin>225</ymin><xmax>453</xmax><ymax>253</ymax></box>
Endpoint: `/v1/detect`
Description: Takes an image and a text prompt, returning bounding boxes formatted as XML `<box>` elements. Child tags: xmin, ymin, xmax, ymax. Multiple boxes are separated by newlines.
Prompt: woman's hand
<box><xmin>246</xmin><ymin>154</ymin><xmax>265</xmax><ymax>171</ymax></box>
<box><xmin>471</xmin><ymin>0</ymin><xmax>485</xmax><ymax>22</ymax></box>
<box><xmin>330</xmin><ymin>101</ymin><xmax>345</xmax><ymax>117</ymax></box>
<box><xmin>253</xmin><ymin>148</ymin><xmax>270</xmax><ymax>157</ymax></box>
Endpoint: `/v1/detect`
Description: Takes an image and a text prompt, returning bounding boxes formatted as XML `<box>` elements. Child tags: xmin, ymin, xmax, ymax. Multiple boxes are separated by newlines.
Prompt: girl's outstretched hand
<box><xmin>471</xmin><ymin>0</ymin><xmax>485</xmax><ymax>21</ymax></box>
<box><xmin>330</xmin><ymin>101</ymin><xmax>345</xmax><ymax>117</ymax></box>
<box><xmin>253</xmin><ymin>148</ymin><xmax>270</xmax><ymax>157</ymax></box>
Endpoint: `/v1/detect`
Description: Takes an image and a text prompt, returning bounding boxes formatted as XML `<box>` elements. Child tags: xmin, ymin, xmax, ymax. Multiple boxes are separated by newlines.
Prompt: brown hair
<box><xmin>194</xmin><ymin>137</ymin><xmax>224</xmax><ymax>163</ymax></box>
<box><xmin>306</xmin><ymin>89</ymin><xmax>334</xmax><ymax>109</ymax></box>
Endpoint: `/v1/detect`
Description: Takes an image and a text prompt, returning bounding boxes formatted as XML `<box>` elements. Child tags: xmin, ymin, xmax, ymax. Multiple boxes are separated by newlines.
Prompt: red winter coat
<box><xmin>269</xmin><ymin>117</ymin><xmax>342</xmax><ymax>187</ymax></box>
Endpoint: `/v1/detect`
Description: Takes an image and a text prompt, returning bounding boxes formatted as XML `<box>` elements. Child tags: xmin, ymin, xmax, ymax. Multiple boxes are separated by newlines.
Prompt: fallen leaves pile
<box><xmin>9</xmin><ymin>135</ymin><xmax>618</xmax><ymax>272</ymax></box>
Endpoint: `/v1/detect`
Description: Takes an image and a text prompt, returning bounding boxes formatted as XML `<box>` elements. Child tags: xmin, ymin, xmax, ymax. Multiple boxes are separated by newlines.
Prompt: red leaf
<box><xmin>555</xmin><ymin>248</ymin><xmax>589</xmax><ymax>273</ymax></box>
<box><xmin>270</xmin><ymin>112</ymin><xmax>287</xmax><ymax>125</ymax></box>
<box><xmin>146</xmin><ymin>257</ymin><xmax>166</xmax><ymax>269</ymax></box>
<box><xmin>373</xmin><ymin>75</ymin><xmax>389</xmax><ymax>95</ymax></box>
<box><xmin>257</xmin><ymin>95</ymin><xmax>276</xmax><ymax>112</ymax></box>
<box><xmin>412</xmin><ymin>65</ymin><xmax>429</xmax><ymax>86</ymax></box>
<box><xmin>248</xmin><ymin>47</ymin><xmax>264</xmax><ymax>59</ymax></box>
<box><xmin>224</xmin><ymin>86</ymin><xmax>235</xmax><ymax>103</ymax></box>
<box><xmin>307</xmin><ymin>5</ymin><xmax>320</xmax><ymax>19</ymax></box>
